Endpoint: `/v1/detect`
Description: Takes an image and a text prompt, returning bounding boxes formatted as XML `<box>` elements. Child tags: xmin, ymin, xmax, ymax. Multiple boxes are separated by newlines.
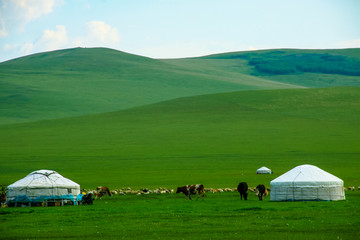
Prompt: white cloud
<box><xmin>20</xmin><ymin>42</ymin><xmax>34</xmax><ymax>55</ymax></box>
<box><xmin>2</xmin><ymin>42</ymin><xmax>33</xmax><ymax>59</ymax></box>
<box><xmin>86</xmin><ymin>21</ymin><xmax>120</xmax><ymax>46</ymax></box>
<box><xmin>0</xmin><ymin>0</ymin><xmax>58</xmax><ymax>36</ymax></box>
<box><xmin>0</xmin><ymin>18</ymin><xmax>7</xmax><ymax>37</ymax></box>
<box><xmin>1</xmin><ymin>21</ymin><xmax>121</xmax><ymax>61</ymax></box>
<box><xmin>71</xmin><ymin>21</ymin><xmax>121</xmax><ymax>49</ymax></box>
<box><xmin>72</xmin><ymin>37</ymin><xmax>86</xmax><ymax>48</ymax></box>
<box><xmin>248</xmin><ymin>46</ymin><xmax>258</xmax><ymax>51</ymax></box>
<box><xmin>336</xmin><ymin>39</ymin><xmax>360</xmax><ymax>49</ymax></box>
<box><xmin>3</xmin><ymin>43</ymin><xmax>18</xmax><ymax>51</ymax></box>
<box><xmin>2</xmin><ymin>25</ymin><xmax>67</xmax><ymax>58</ymax></box>
<box><xmin>36</xmin><ymin>25</ymin><xmax>67</xmax><ymax>51</ymax></box>
<box><xmin>15</xmin><ymin>0</ymin><xmax>55</xmax><ymax>22</ymax></box>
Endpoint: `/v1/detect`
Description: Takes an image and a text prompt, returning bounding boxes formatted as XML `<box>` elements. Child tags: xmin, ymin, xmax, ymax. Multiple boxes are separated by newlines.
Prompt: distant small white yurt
<box><xmin>270</xmin><ymin>164</ymin><xmax>345</xmax><ymax>201</ymax></box>
<box><xmin>256</xmin><ymin>166</ymin><xmax>272</xmax><ymax>174</ymax></box>
<box><xmin>7</xmin><ymin>170</ymin><xmax>80</xmax><ymax>205</ymax></box>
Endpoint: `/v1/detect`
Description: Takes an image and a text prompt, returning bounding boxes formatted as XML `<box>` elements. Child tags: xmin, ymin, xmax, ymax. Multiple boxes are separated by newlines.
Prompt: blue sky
<box><xmin>0</xmin><ymin>0</ymin><xmax>359</xmax><ymax>62</ymax></box>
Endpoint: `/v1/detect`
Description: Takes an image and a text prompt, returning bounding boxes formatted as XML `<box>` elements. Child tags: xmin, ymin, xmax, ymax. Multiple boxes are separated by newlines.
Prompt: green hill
<box><xmin>0</xmin><ymin>47</ymin><xmax>300</xmax><ymax>125</ymax></box>
<box><xmin>201</xmin><ymin>48</ymin><xmax>360</xmax><ymax>87</ymax></box>
<box><xmin>1</xmin><ymin>87</ymin><xmax>359</xmax><ymax>188</ymax></box>
<box><xmin>2</xmin><ymin>48</ymin><xmax>360</xmax><ymax>125</ymax></box>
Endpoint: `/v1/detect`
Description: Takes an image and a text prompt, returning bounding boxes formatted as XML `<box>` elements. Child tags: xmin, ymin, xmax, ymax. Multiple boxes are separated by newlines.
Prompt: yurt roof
<box><xmin>8</xmin><ymin>169</ymin><xmax>80</xmax><ymax>189</ymax></box>
<box><xmin>257</xmin><ymin>166</ymin><xmax>271</xmax><ymax>171</ymax></box>
<box><xmin>271</xmin><ymin>164</ymin><xmax>343</xmax><ymax>184</ymax></box>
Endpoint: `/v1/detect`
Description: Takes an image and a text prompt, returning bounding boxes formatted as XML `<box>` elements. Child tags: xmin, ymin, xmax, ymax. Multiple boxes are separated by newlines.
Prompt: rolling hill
<box><xmin>0</xmin><ymin>87</ymin><xmax>359</xmax><ymax>188</ymax></box>
<box><xmin>0</xmin><ymin>47</ymin><xmax>300</xmax><ymax>125</ymax></box>
<box><xmin>1</xmin><ymin>47</ymin><xmax>359</xmax><ymax>125</ymax></box>
<box><xmin>170</xmin><ymin>48</ymin><xmax>360</xmax><ymax>88</ymax></box>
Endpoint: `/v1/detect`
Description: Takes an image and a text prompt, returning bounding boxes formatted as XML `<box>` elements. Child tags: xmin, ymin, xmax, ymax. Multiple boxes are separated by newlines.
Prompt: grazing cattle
<box><xmin>237</xmin><ymin>182</ymin><xmax>248</xmax><ymax>200</ymax></box>
<box><xmin>348</xmin><ymin>186</ymin><xmax>355</xmax><ymax>191</ymax></box>
<box><xmin>256</xmin><ymin>184</ymin><xmax>267</xmax><ymax>201</ymax></box>
<box><xmin>81</xmin><ymin>193</ymin><xmax>94</xmax><ymax>205</ymax></box>
<box><xmin>0</xmin><ymin>186</ymin><xmax>6</xmax><ymax>206</ymax></box>
<box><xmin>176</xmin><ymin>184</ymin><xmax>206</xmax><ymax>200</ymax></box>
<box><xmin>96</xmin><ymin>186</ymin><xmax>111</xmax><ymax>199</ymax></box>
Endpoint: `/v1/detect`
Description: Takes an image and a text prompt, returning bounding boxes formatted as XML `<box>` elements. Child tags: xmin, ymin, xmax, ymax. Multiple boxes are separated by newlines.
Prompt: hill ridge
<box><xmin>1</xmin><ymin>47</ymin><xmax>359</xmax><ymax>125</ymax></box>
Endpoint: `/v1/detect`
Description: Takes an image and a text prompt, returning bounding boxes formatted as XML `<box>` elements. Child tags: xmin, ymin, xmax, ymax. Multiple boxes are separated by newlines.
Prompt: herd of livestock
<box><xmin>1</xmin><ymin>183</ymin><xmax>359</xmax><ymax>207</ymax></box>
<box><xmin>86</xmin><ymin>182</ymin><xmax>359</xmax><ymax>203</ymax></box>
<box><xmin>80</xmin><ymin>183</ymin><xmax>269</xmax><ymax>204</ymax></box>
<box><xmin>1</xmin><ymin>184</ymin><xmax>265</xmax><ymax>206</ymax></box>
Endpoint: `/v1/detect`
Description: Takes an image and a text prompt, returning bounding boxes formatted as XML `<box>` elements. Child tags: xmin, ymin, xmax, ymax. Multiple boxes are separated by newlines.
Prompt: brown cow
<box><xmin>176</xmin><ymin>184</ymin><xmax>206</xmax><ymax>200</ymax></box>
<box><xmin>96</xmin><ymin>186</ymin><xmax>111</xmax><ymax>199</ymax></box>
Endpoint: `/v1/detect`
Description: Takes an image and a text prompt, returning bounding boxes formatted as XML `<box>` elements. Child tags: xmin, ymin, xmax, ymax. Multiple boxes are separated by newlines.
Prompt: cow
<box><xmin>0</xmin><ymin>186</ymin><xmax>6</xmax><ymax>206</ymax></box>
<box><xmin>176</xmin><ymin>184</ymin><xmax>206</xmax><ymax>200</ymax></box>
<box><xmin>256</xmin><ymin>184</ymin><xmax>267</xmax><ymax>201</ymax></box>
<box><xmin>237</xmin><ymin>182</ymin><xmax>248</xmax><ymax>200</ymax></box>
<box><xmin>96</xmin><ymin>186</ymin><xmax>111</xmax><ymax>199</ymax></box>
<box><xmin>81</xmin><ymin>193</ymin><xmax>94</xmax><ymax>205</ymax></box>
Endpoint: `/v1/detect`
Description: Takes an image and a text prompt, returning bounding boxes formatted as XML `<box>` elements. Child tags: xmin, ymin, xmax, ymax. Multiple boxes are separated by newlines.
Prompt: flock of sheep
<box><xmin>85</xmin><ymin>186</ymin><xmax>266</xmax><ymax>198</ymax></box>
<box><xmin>87</xmin><ymin>185</ymin><xmax>359</xmax><ymax>199</ymax></box>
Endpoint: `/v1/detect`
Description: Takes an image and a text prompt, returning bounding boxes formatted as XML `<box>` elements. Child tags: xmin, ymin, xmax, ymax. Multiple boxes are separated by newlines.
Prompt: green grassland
<box><xmin>1</xmin><ymin>192</ymin><xmax>360</xmax><ymax>239</ymax></box>
<box><xmin>1</xmin><ymin>48</ymin><xmax>360</xmax><ymax>239</ymax></box>
<box><xmin>0</xmin><ymin>87</ymin><xmax>359</xmax><ymax>189</ymax></box>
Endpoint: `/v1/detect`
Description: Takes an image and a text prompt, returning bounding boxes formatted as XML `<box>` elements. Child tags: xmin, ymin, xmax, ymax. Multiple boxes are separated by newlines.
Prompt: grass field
<box><xmin>1</xmin><ymin>192</ymin><xmax>360</xmax><ymax>239</ymax></box>
<box><xmin>1</xmin><ymin>48</ymin><xmax>360</xmax><ymax>239</ymax></box>
<box><xmin>1</xmin><ymin>87</ymin><xmax>359</xmax><ymax>189</ymax></box>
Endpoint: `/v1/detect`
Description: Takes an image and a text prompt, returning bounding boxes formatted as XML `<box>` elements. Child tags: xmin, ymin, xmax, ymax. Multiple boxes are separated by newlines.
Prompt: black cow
<box><xmin>256</xmin><ymin>184</ymin><xmax>268</xmax><ymax>200</ymax></box>
<box><xmin>0</xmin><ymin>186</ymin><xmax>6</xmax><ymax>206</ymax></box>
<box><xmin>237</xmin><ymin>182</ymin><xmax>248</xmax><ymax>200</ymax></box>
<box><xmin>81</xmin><ymin>193</ymin><xmax>94</xmax><ymax>205</ymax></box>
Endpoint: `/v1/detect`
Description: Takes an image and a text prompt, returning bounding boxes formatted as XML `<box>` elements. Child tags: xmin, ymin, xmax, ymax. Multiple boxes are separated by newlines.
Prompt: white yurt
<box><xmin>270</xmin><ymin>164</ymin><xmax>345</xmax><ymax>201</ymax></box>
<box><xmin>7</xmin><ymin>170</ymin><xmax>80</xmax><ymax>206</ymax></box>
<box><xmin>256</xmin><ymin>166</ymin><xmax>272</xmax><ymax>174</ymax></box>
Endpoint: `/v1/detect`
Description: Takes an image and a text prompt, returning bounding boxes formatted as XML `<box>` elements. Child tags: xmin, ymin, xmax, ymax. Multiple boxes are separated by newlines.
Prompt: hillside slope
<box><xmin>1</xmin><ymin>48</ymin><xmax>359</xmax><ymax>125</ymax></box>
<box><xmin>0</xmin><ymin>87</ymin><xmax>359</xmax><ymax>188</ymax></box>
<box><xmin>199</xmin><ymin>48</ymin><xmax>360</xmax><ymax>87</ymax></box>
<box><xmin>0</xmin><ymin>47</ymin><xmax>300</xmax><ymax>125</ymax></box>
